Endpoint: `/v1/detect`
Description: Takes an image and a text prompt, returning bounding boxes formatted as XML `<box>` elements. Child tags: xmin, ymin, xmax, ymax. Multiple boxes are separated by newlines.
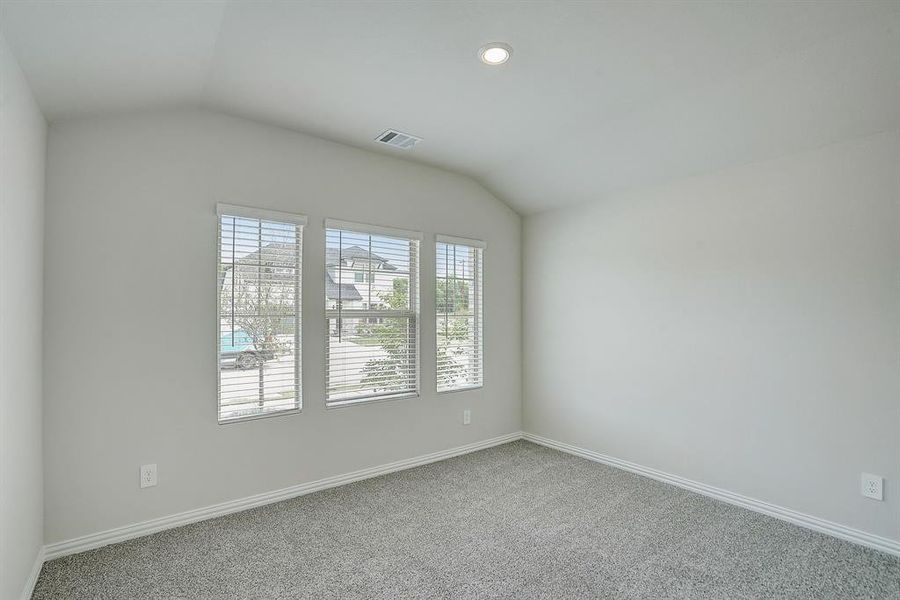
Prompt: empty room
<box><xmin>1</xmin><ymin>1</ymin><xmax>899</xmax><ymax>598</ymax></box>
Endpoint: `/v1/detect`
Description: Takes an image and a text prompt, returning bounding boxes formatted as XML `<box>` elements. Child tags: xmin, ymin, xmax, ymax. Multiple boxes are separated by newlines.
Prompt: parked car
<box><xmin>219</xmin><ymin>330</ymin><xmax>275</xmax><ymax>370</ymax></box>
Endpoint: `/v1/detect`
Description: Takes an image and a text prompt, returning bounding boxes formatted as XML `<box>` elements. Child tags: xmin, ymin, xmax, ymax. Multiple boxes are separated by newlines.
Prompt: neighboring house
<box><xmin>325</xmin><ymin>270</ymin><xmax>363</xmax><ymax>308</ymax></box>
<box><xmin>220</xmin><ymin>243</ymin><xmax>398</xmax><ymax>311</ymax></box>
<box><xmin>326</xmin><ymin>245</ymin><xmax>400</xmax><ymax>337</ymax></box>
<box><xmin>221</xmin><ymin>242</ymin><xmax>399</xmax><ymax>338</ymax></box>
<box><xmin>325</xmin><ymin>245</ymin><xmax>398</xmax><ymax>311</ymax></box>
<box><xmin>219</xmin><ymin>242</ymin><xmax>299</xmax><ymax>343</ymax></box>
<box><xmin>219</xmin><ymin>242</ymin><xmax>298</xmax><ymax>301</ymax></box>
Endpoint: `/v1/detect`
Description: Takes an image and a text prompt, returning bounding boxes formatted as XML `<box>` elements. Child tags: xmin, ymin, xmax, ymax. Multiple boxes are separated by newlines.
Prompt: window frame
<box><xmin>324</xmin><ymin>219</ymin><xmax>422</xmax><ymax>408</ymax></box>
<box><xmin>216</xmin><ymin>203</ymin><xmax>306</xmax><ymax>424</ymax></box>
<box><xmin>435</xmin><ymin>234</ymin><xmax>486</xmax><ymax>394</ymax></box>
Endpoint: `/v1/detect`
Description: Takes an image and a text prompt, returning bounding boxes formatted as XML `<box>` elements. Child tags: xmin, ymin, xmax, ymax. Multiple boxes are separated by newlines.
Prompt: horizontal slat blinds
<box><xmin>325</xmin><ymin>222</ymin><xmax>420</xmax><ymax>406</ymax></box>
<box><xmin>217</xmin><ymin>206</ymin><xmax>303</xmax><ymax>422</ymax></box>
<box><xmin>436</xmin><ymin>238</ymin><xmax>484</xmax><ymax>392</ymax></box>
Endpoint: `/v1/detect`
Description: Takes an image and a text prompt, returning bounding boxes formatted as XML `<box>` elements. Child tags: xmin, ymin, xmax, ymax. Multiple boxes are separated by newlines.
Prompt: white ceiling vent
<box><xmin>375</xmin><ymin>129</ymin><xmax>422</xmax><ymax>150</ymax></box>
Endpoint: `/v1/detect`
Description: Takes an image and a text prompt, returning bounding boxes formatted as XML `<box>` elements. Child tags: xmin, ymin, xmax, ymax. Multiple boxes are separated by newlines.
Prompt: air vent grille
<box><xmin>376</xmin><ymin>129</ymin><xmax>422</xmax><ymax>150</ymax></box>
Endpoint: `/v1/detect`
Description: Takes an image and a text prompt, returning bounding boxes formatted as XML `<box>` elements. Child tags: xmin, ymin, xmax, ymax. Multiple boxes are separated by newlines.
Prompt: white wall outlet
<box><xmin>140</xmin><ymin>463</ymin><xmax>157</xmax><ymax>489</ymax></box>
<box><xmin>861</xmin><ymin>473</ymin><xmax>883</xmax><ymax>501</ymax></box>
<box><xmin>463</xmin><ymin>409</ymin><xmax>471</xmax><ymax>425</ymax></box>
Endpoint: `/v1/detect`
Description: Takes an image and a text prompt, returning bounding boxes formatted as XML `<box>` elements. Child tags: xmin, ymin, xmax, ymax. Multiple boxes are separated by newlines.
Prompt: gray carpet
<box><xmin>32</xmin><ymin>441</ymin><xmax>900</xmax><ymax>599</ymax></box>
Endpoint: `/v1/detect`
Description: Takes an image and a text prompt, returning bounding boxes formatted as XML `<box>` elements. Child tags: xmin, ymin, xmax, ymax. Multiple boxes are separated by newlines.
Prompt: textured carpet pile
<box><xmin>33</xmin><ymin>441</ymin><xmax>900</xmax><ymax>599</ymax></box>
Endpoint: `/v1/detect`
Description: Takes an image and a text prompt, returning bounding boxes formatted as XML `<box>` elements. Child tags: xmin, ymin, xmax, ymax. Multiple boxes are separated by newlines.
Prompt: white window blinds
<box><xmin>436</xmin><ymin>236</ymin><xmax>484</xmax><ymax>392</ymax></box>
<box><xmin>325</xmin><ymin>220</ymin><xmax>420</xmax><ymax>406</ymax></box>
<box><xmin>217</xmin><ymin>204</ymin><xmax>305</xmax><ymax>423</ymax></box>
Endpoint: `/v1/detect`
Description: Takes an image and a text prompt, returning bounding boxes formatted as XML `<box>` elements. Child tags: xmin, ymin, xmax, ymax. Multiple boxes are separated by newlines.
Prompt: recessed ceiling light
<box><xmin>479</xmin><ymin>42</ymin><xmax>512</xmax><ymax>66</ymax></box>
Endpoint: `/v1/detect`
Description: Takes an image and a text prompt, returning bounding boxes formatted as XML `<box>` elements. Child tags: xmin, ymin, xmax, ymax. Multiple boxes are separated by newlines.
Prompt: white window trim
<box><xmin>435</xmin><ymin>233</ymin><xmax>487</xmax><ymax>249</ymax></box>
<box><xmin>218</xmin><ymin>203</ymin><xmax>308</xmax><ymax>226</ymax></box>
<box><xmin>216</xmin><ymin>204</ymin><xmax>306</xmax><ymax>424</ymax></box>
<box><xmin>435</xmin><ymin>235</ymin><xmax>485</xmax><ymax>394</ymax></box>
<box><xmin>325</xmin><ymin>219</ymin><xmax>421</xmax><ymax>407</ymax></box>
<box><xmin>325</xmin><ymin>218</ymin><xmax>423</xmax><ymax>241</ymax></box>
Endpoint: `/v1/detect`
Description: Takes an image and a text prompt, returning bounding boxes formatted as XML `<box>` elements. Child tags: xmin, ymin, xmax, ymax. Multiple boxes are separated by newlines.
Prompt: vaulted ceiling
<box><xmin>2</xmin><ymin>1</ymin><xmax>898</xmax><ymax>214</ymax></box>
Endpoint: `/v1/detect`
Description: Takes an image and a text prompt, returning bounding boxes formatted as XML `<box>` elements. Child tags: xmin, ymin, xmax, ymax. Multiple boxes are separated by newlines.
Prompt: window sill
<box><xmin>218</xmin><ymin>407</ymin><xmax>301</xmax><ymax>425</ymax></box>
<box><xmin>326</xmin><ymin>392</ymin><xmax>419</xmax><ymax>410</ymax></box>
<box><xmin>437</xmin><ymin>384</ymin><xmax>484</xmax><ymax>395</ymax></box>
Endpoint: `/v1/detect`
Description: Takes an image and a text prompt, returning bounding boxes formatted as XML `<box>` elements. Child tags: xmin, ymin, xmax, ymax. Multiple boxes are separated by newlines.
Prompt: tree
<box><xmin>360</xmin><ymin>278</ymin><xmax>411</xmax><ymax>392</ymax></box>
<box><xmin>220</xmin><ymin>244</ymin><xmax>297</xmax><ymax>360</ymax></box>
<box><xmin>436</xmin><ymin>278</ymin><xmax>474</xmax><ymax>387</ymax></box>
<box><xmin>437</xmin><ymin>320</ymin><xmax>469</xmax><ymax>388</ymax></box>
<box><xmin>359</xmin><ymin>277</ymin><xmax>474</xmax><ymax>392</ymax></box>
<box><xmin>436</xmin><ymin>279</ymin><xmax>469</xmax><ymax>313</ymax></box>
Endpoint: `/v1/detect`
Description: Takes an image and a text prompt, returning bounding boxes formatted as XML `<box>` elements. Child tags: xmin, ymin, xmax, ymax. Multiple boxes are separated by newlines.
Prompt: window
<box><xmin>217</xmin><ymin>204</ymin><xmax>305</xmax><ymax>423</ymax></box>
<box><xmin>436</xmin><ymin>236</ymin><xmax>484</xmax><ymax>392</ymax></box>
<box><xmin>325</xmin><ymin>219</ymin><xmax>420</xmax><ymax>407</ymax></box>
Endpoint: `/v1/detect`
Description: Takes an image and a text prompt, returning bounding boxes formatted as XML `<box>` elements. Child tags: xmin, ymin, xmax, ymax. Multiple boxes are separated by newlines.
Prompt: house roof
<box><xmin>325</xmin><ymin>271</ymin><xmax>362</xmax><ymax>302</ymax></box>
<box><xmin>228</xmin><ymin>242</ymin><xmax>296</xmax><ymax>264</ymax></box>
<box><xmin>325</xmin><ymin>246</ymin><xmax>397</xmax><ymax>271</ymax></box>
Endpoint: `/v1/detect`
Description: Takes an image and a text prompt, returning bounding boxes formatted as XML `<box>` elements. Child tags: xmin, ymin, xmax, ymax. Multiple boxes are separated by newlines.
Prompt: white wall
<box><xmin>43</xmin><ymin>109</ymin><xmax>521</xmax><ymax>544</ymax></box>
<box><xmin>524</xmin><ymin>130</ymin><xmax>900</xmax><ymax>542</ymax></box>
<box><xmin>0</xmin><ymin>34</ymin><xmax>46</xmax><ymax>600</ymax></box>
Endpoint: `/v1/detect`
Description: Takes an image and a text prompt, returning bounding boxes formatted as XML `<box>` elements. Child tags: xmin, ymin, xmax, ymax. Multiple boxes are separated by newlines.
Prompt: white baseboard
<box><xmin>43</xmin><ymin>431</ymin><xmax>524</xmax><ymax>560</ymax></box>
<box><xmin>523</xmin><ymin>432</ymin><xmax>900</xmax><ymax>558</ymax></box>
<box><xmin>19</xmin><ymin>546</ymin><xmax>45</xmax><ymax>600</ymax></box>
<box><xmin>41</xmin><ymin>429</ymin><xmax>899</xmax><ymax>566</ymax></box>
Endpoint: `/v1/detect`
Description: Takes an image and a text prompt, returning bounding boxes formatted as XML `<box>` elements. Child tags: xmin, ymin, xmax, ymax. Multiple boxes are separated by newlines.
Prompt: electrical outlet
<box><xmin>140</xmin><ymin>464</ymin><xmax>157</xmax><ymax>489</ymax></box>
<box><xmin>463</xmin><ymin>409</ymin><xmax>471</xmax><ymax>425</ymax></box>
<box><xmin>861</xmin><ymin>473</ymin><xmax>883</xmax><ymax>501</ymax></box>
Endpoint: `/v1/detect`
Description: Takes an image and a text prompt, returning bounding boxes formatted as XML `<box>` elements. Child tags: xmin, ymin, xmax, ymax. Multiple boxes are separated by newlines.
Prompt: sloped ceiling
<box><xmin>2</xmin><ymin>0</ymin><xmax>899</xmax><ymax>214</ymax></box>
